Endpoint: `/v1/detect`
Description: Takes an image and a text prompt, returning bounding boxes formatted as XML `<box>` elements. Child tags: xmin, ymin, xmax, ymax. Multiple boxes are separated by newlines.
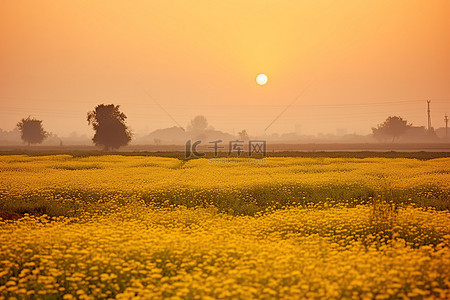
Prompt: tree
<box><xmin>238</xmin><ymin>129</ymin><xmax>249</xmax><ymax>141</ymax></box>
<box><xmin>17</xmin><ymin>116</ymin><xmax>48</xmax><ymax>145</ymax></box>
<box><xmin>372</xmin><ymin>116</ymin><xmax>411</xmax><ymax>142</ymax></box>
<box><xmin>187</xmin><ymin>115</ymin><xmax>208</xmax><ymax>131</ymax></box>
<box><xmin>87</xmin><ymin>104</ymin><xmax>132</xmax><ymax>150</ymax></box>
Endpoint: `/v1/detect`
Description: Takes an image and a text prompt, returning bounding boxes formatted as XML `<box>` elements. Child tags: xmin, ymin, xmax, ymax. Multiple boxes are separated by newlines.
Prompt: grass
<box><xmin>1</xmin><ymin>150</ymin><xmax>450</xmax><ymax>160</ymax></box>
<box><xmin>1</xmin><ymin>183</ymin><xmax>448</xmax><ymax>218</ymax></box>
<box><xmin>1</xmin><ymin>155</ymin><xmax>449</xmax><ymax>217</ymax></box>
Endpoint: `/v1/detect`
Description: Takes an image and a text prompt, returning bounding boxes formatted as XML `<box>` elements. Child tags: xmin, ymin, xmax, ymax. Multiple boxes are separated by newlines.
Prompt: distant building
<box><xmin>435</xmin><ymin>127</ymin><xmax>449</xmax><ymax>139</ymax></box>
<box><xmin>402</xmin><ymin>126</ymin><xmax>438</xmax><ymax>142</ymax></box>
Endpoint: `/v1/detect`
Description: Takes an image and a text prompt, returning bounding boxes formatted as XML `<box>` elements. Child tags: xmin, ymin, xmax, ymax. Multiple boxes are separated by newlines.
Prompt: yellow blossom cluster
<box><xmin>1</xmin><ymin>205</ymin><xmax>450</xmax><ymax>299</ymax></box>
<box><xmin>0</xmin><ymin>155</ymin><xmax>449</xmax><ymax>298</ymax></box>
<box><xmin>0</xmin><ymin>155</ymin><xmax>449</xmax><ymax>215</ymax></box>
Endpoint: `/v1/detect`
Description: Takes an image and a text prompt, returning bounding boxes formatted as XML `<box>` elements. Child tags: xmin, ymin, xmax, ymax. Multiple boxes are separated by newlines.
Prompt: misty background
<box><xmin>1</xmin><ymin>1</ymin><xmax>449</xmax><ymax>145</ymax></box>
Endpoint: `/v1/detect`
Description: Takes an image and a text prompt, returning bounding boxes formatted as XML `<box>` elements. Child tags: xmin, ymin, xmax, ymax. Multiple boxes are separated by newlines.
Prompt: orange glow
<box><xmin>0</xmin><ymin>0</ymin><xmax>449</xmax><ymax>136</ymax></box>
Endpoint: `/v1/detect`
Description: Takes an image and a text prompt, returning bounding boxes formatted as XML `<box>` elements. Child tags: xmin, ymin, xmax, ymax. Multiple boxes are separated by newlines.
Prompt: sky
<box><xmin>1</xmin><ymin>0</ymin><xmax>449</xmax><ymax>137</ymax></box>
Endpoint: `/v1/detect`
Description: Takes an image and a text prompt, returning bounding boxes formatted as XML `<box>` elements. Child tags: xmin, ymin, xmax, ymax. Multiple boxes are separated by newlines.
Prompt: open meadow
<box><xmin>1</xmin><ymin>155</ymin><xmax>450</xmax><ymax>299</ymax></box>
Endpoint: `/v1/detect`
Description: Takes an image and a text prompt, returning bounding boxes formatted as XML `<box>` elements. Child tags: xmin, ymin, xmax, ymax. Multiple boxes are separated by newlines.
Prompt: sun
<box><xmin>256</xmin><ymin>73</ymin><xmax>268</xmax><ymax>85</ymax></box>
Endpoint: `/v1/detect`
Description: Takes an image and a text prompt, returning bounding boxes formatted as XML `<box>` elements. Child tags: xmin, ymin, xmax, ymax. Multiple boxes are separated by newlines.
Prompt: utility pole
<box><xmin>445</xmin><ymin>114</ymin><xmax>449</xmax><ymax>138</ymax></box>
<box><xmin>427</xmin><ymin>100</ymin><xmax>432</xmax><ymax>131</ymax></box>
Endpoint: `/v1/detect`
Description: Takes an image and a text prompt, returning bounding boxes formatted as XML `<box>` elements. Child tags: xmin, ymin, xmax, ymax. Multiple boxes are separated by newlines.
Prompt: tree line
<box><xmin>15</xmin><ymin>104</ymin><xmax>429</xmax><ymax>149</ymax></box>
<box><xmin>17</xmin><ymin>104</ymin><xmax>131</xmax><ymax>150</ymax></box>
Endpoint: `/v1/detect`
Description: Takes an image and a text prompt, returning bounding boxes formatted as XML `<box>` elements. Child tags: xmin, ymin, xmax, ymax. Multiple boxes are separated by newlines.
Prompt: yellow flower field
<box><xmin>0</xmin><ymin>155</ymin><xmax>449</xmax><ymax>299</ymax></box>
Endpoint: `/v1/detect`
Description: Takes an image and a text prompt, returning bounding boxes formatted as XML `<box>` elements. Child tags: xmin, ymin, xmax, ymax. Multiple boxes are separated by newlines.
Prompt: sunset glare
<box><xmin>0</xmin><ymin>0</ymin><xmax>449</xmax><ymax>137</ymax></box>
<box><xmin>256</xmin><ymin>74</ymin><xmax>268</xmax><ymax>86</ymax></box>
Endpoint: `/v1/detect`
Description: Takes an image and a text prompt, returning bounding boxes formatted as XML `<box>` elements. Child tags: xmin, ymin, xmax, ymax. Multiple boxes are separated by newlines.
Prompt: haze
<box><xmin>1</xmin><ymin>0</ymin><xmax>449</xmax><ymax>138</ymax></box>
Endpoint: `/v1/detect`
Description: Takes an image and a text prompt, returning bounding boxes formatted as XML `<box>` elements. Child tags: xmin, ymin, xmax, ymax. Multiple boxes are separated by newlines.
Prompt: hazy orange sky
<box><xmin>1</xmin><ymin>0</ymin><xmax>449</xmax><ymax>137</ymax></box>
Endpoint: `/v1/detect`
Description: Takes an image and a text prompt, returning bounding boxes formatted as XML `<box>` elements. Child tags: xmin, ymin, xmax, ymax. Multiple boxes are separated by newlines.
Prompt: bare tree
<box><xmin>187</xmin><ymin>115</ymin><xmax>208</xmax><ymax>131</ymax></box>
<box><xmin>238</xmin><ymin>129</ymin><xmax>249</xmax><ymax>141</ymax></box>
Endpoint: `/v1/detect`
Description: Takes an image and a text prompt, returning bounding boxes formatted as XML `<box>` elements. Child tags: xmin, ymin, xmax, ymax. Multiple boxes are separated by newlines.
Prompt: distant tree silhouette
<box><xmin>238</xmin><ymin>129</ymin><xmax>249</xmax><ymax>141</ymax></box>
<box><xmin>87</xmin><ymin>104</ymin><xmax>132</xmax><ymax>150</ymax></box>
<box><xmin>372</xmin><ymin>116</ymin><xmax>411</xmax><ymax>142</ymax></box>
<box><xmin>16</xmin><ymin>116</ymin><xmax>48</xmax><ymax>145</ymax></box>
<box><xmin>187</xmin><ymin>115</ymin><xmax>208</xmax><ymax>131</ymax></box>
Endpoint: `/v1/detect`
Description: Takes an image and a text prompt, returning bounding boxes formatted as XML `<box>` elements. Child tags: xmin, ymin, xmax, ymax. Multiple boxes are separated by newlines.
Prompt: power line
<box><xmin>264</xmin><ymin>79</ymin><xmax>315</xmax><ymax>132</ymax></box>
<box><xmin>139</xmin><ymin>87</ymin><xmax>185</xmax><ymax>130</ymax></box>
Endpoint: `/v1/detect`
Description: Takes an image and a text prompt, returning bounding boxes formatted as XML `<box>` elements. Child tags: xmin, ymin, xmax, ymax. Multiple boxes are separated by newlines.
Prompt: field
<box><xmin>1</xmin><ymin>155</ymin><xmax>450</xmax><ymax>299</ymax></box>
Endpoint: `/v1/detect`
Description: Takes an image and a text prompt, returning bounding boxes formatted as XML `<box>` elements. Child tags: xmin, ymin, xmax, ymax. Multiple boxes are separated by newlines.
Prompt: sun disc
<box><xmin>256</xmin><ymin>73</ymin><xmax>268</xmax><ymax>85</ymax></box>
